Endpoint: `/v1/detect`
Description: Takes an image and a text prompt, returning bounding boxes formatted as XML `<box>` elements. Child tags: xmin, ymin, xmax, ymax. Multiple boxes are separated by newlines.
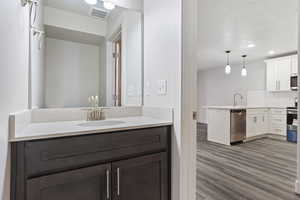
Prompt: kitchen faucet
<box><xmin>233</xmin><ymin>93</ymin><xmax>243</xmax><ymax>106</ymax></box>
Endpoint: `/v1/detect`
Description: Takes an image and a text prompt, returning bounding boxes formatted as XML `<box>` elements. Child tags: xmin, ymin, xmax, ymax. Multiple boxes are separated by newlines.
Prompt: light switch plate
<box><xmin>157</xmin><ymin>80</ymin><xmax>167</xmax><ymax>95</ymax></box>
<box><xmin>145</xmin><ymin>81</ymin><xmax>151</xmax><ymax>96</ymax></box>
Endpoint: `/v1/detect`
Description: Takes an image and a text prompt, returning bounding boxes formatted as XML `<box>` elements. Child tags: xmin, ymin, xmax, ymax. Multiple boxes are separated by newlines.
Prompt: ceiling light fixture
<box><xmin>268</xmin><ymin>50</ymin><xmax>275</xmax><ymax>55</ymax></box>
<box><xmin>247</xmin><ymin>43</ymin><xmax>255</xmax><ymax>48</ymax></box>
<box><xmin>241</xmin><ymin>55</ymin><xmax>247</xmax><ymax>77</ymax></box>
<box><xmin>225</xmin><ymin>50</ymin><xmax>231</xmax><ymax>75</ymax></box>
<box><xmin>84</xmin><ymin>0</ymin><xmax>97</xmax><ymax>5</ymax></box>
<box><xmin>103</xmin><ymin>1</ymin><xmax>116</xmax><ymax>10</ymax></box>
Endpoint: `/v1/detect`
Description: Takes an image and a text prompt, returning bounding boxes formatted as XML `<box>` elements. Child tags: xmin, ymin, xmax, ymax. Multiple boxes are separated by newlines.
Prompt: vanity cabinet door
<box><xmin>112</xmin><ymin>153</ymin><xmax>169</xmax><ymax>200</ymax></box>
<box><xmin>27</xmin><ymin>164</ymin><xmax>111</xmax><ymax>200</ymax></box>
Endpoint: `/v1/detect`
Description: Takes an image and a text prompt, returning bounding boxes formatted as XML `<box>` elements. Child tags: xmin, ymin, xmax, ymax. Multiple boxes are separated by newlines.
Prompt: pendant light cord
<box><xmin>227</xmin><ymin>53</ymin><xmax>229</xmax><ymax>65</ymax></box>
<box><xmin>242</xmin><ymin>55</ymin><xmax>247</xmax><ymax>68</ymax></box>
<box><xmin>226</xmin><ymin>50</ymin><xmax>231</xmax><ymax>65</ymax></box>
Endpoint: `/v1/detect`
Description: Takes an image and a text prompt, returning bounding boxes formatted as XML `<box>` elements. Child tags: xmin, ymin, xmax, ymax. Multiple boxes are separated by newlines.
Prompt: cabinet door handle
<box><xmin>117</xmin><ymin>168</ymin><xmax>120</xmax><ymax>196</ymax></box>
<box><xmin>106</xmin><ymin>169</ymin><xmax>110</xmax><ymax>199</ymax></box>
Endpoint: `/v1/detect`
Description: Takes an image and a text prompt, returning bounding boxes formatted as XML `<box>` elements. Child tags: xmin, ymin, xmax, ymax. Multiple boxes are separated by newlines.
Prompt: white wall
<box><xmin>144</xmin><ymin>1</ymin><xmax>198</xmax><ymax>200</ymax></box>
<box><xmin>197</xmin><ymin>60</ymin><xmax>296</xmax><ymax>123</ymax></box>
<box><xmin>197</xmin><ymin>61</ymin><xmax>265</xmax><ymax>122</ymax></box>
<box><xmin>45</xmin><ymin>38</ymin><xmax>103</xmax><ymax>107</ymax></box>
<box><xmin>296</xmin><ymin>1</ymin><xmax>300</xmax><ymax>194</ymax></box>
<box><xmin>110</xmin><ymin>0</ymin><xmax>142</xmax><ymax>11</ymax></box>
<box><xmin>106</xmin><ymin>10</ymin><xmax>142</xmax><ymax>106</ymax></box>
<box><xmin>105</xmin><ymin>41</ymin><xmax>115</xmax><ymax>106</ymax></box>
<box><xmin>99</xmin><ymin>43</ymin><xmax>107</xmax><ymax>106</ymax></box>
<box><xmin>0</xmin><ymin>1</ymin><xmax>29</xmax><ymax>199</ymax></box>
<box><xmin>122</xmin><ymin>11</ymin><xmax>142</xmax><ymax>106</ymax></box>
<box><xmin>44</xmin><ymin>6</ymin><xmax>107</xmax><ymax>37</ymax></box>
<box><xmin>143</xmin><ymin>0</ymin><xmax>191</xmax><ymax>200</ymax></box>
<box><xmin>30</xmin><ymin>0</ymin><xmax>45</xmax><ymax>108</ymax></box>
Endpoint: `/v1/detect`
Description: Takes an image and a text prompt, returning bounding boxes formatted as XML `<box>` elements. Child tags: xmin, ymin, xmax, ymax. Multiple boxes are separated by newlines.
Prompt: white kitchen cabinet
<box><xmin>277</xmin><ymin>58</ymin><xmax>291</xmax><ymax>91</ymax></box>
<box><xmin>246</xmin><ymin>109</ymin><xmax>269</xmax><ymax>138</ymax></box>
<box><xmin>246</xmin><ymin>108</ymin><xmax>286</xmax><ymax>138</ymax></box>
<box><xmin>260</xmin><ymin>112</ymin><xmax>269</xmax><ymax>133</ymax></box>
<box><xmin>265</xmin><ymin>56</ymin><xmax>292</xmax><ymax>92</ymax></box>
<box><xmin>266</xmin><ymin>60</ymin><xmax>278</xmax><ymax>92</ymax></box>
<box><xmin>246</xmin><ymin>114</ymin><xmax>258</xmax><ymax>137</ymax></box>
<box><xmin>291</xmin><ymin>55</ymin><xmax>298</xmax><ymax>75</ymax></box>
<box><xmin>269</xmin><ymin>109</ymin><xmax>287</xmax><ymax>136</ymax></box>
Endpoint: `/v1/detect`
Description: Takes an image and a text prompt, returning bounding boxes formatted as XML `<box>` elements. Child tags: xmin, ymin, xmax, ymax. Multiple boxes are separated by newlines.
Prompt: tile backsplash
<box><xmin>247</xmin><ymin>90</ymin><xmax>297</xmax><ymax>107</ymax></box>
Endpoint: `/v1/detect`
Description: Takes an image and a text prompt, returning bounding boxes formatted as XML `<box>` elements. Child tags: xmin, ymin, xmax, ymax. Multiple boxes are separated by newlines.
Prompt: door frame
<box><xmin>113</xmin><ymin>34</ymin><xmax>122</xmax><ymax>106</ymax></box>
<box><xmin>106</xmin><ymin>27</ymin><xmax>122</xmax><ymax>107</ymax></box>
<box><xmin>296</xmin><ymin>5</ymin><xmax>300</xmax><ymax>193</ymax></box>
<box><xmin>181</xmin><ymin>0</ymin><xmax>198</xmax><ymax>199</ymax></box>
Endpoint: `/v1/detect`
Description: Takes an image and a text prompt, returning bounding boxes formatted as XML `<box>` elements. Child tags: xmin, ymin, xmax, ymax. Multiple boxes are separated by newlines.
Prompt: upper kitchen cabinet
<box><xmin>266</xmin><ymin>59</ymin><xmax>278</xmax><ymax>91</ymax></box>
<box><xmin>291</xmin><ymin>55</ymin><xmax>298</xmax><ymax>75</ymax></box>
<box><xmin>265</xmin><ymin>56</ymin><xmax>292</xmax><ymax>92</ymax></box>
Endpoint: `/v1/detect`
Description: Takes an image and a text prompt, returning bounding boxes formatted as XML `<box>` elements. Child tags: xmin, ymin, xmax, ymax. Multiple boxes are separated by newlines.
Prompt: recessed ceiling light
<box><xmin>247</xmin><ymin>43</ymin><xmax>255</xmax><ymax>48</ymax></box>
<box><xmin>103</xmin><ymin>1</ymin><xmax>116</xmax><ymax>10</ymax></box>
<box><xmin>268</xmin><ymin>50</ymin><xmax>275</xmax><ymax>55</ymax></box>
<box><xmin>84</xmin><ymin>0</ymin><xmax>97</xmax><ymax>5</ymax></box>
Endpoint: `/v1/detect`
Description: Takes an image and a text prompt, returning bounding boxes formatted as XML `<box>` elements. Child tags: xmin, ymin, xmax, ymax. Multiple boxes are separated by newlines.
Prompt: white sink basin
<box><xmin>78</xmin><ymin>120</ymin><xmax>126</xmax><ymax>127</ymax></box>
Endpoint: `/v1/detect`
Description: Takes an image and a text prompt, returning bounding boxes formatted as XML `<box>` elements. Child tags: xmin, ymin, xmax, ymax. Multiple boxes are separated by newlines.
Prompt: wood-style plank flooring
<box><xmin>197</xmin><ymin>123</ymin><xmax>300</xmax><ymax>200</ymax></box>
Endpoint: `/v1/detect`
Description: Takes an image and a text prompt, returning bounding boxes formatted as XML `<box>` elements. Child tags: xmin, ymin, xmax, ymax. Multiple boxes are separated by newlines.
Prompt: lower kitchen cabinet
<box><xmin>11</xmin><ymin>126</ymin><xmax>171</xmax><ymax>200</ymax></box>
<box><xmin>246</xmin><ymin>109</ymin><xmax>269</xmax><ymax>137</ymax></box>
<box><xmin>27</xmin><ymin>164</ymin><xmax>111</xmax><ymax>200</ymax></box>
<box><xmin>246</xmin><ymin>108</ymin><xmax>286</xmax><ymax>137</ymax></box>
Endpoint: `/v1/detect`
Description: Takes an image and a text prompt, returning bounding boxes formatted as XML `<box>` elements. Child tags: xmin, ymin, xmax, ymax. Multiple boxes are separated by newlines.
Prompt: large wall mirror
<box><xmin>29</xmin><ymin>0</ymin><xmax>143</xmax><ymax>108</ymax></box>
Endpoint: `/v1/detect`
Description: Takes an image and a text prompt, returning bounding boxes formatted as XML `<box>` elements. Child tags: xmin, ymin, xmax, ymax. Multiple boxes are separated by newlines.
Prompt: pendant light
<box><xmin>241</xmin><ymin>55</ymin><xmax>247</xmax><ymax>77</ymax></box>
<box><xmin>225</xmin><ymin>50</ymin><xmax>231</xmax><ymax>74</ymax></box>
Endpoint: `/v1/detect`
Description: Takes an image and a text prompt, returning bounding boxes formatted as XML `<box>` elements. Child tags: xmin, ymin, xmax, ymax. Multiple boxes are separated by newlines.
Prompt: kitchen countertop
<box><xmin>9</xmin><ymin>116</ymin><xmax>173</xmax><ymax>142</ymax></box>
<box><xmin>205</xmin><ymin>106</ymin><xmax>287</xmax><ymax>110</ymax></box>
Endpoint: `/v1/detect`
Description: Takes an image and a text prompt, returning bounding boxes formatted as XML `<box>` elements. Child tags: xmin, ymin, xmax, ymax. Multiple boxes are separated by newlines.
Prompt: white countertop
<box><xmin>205</xmin><ymin>106</ymin><xmax>287</xmax><ymax>110</ymax></box>
<box><xmin>10</xmin><ymin>116</ymin><xmax>173</xmax><ymax>142</ymax></box>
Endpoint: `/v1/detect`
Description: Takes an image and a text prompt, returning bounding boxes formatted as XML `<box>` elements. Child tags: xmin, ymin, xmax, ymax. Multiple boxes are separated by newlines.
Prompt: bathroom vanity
<box><xmin>11</xmin><ymin>125</ymin><xmax>171</xmax><ymax>200</ymax></box>
<box><xmin>10</xmin><ymin>0</ymin><xmax>173</xmax><ymax>198</ymax></box>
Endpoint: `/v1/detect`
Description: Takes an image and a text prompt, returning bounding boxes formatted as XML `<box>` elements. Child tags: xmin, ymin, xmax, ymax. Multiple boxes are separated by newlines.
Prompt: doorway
<box><xmin>196</xmin><ymin>0</ymin><xmax>299</xmax><ymax>199</ymax></box>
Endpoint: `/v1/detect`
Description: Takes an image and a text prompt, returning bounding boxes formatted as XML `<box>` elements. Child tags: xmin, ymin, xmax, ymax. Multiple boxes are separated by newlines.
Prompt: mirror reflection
<box><xmin>30</xmin><ymin>0</ymin><xmax>143</xmax><ymax>108</ymax></box>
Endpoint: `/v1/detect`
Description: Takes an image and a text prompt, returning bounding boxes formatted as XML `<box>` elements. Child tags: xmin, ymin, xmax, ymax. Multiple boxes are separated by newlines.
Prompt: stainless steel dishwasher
<box><xmin>230</xmin><ymin>109</ymin><xmax>246</xmax><ymax>144</ymax></box>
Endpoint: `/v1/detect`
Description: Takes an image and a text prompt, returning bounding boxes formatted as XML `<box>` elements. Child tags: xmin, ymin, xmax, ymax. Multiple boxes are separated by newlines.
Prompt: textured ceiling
<box><xmin>45</xmin><ymin>0</ymin><xmax>93</xmax><ymax>16</ymax></box>
<box><xmin>197</xmin><ymin>0</ymin><xmax>298</xmax><ymax>69</ymax></box>
<box><xmin>45</xmin><ymin>0</ymin><xmax>128</xmax><ymax>17</ymax></box>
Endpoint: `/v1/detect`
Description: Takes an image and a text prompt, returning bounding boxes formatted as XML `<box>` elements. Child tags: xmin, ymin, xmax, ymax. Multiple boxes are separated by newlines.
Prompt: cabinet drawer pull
<box><xmin>106</xmin><ymin>169</ymin><xmax>110</xmax><ymax>199</ymax></box>
<box><xmin>117</xmin><ymin>168</ymin><xmax>120</xmax><ymax>196</ymax></box>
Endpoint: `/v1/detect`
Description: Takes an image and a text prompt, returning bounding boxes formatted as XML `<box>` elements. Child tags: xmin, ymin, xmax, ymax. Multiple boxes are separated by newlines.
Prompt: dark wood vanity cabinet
<box><xmin>27</xmin><ymin>164</ymin><xmax>110</xmax><ymax>200</ymax></box>
<box><xmin>11</xmin><ymin>126</ymin><xmax>171</xmax><ymax>200</ymax></box>
<box><xmin>112</xmin><ymin>153</ymin><xmax>168</xmax><ymax>200</ymax></box>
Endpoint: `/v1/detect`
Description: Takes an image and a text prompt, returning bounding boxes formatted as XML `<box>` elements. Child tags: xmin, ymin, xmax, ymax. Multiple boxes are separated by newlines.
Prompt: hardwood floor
<box><xmin>197</xmin><ymin>123</ymin><xmax>300</xmax><ymax>200</ymax></box>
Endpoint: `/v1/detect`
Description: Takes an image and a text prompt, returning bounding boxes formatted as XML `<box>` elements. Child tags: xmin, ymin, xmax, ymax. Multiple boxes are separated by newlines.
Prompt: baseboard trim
<box><xmin>244</xmin><ymin>134</ymin><xmax>286</xmax><ymax>143</ymax></box>
<box><xmin>295</xmin><ymin>180</ymin><xmax>300</xmax><ymax>194</ymax></box>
